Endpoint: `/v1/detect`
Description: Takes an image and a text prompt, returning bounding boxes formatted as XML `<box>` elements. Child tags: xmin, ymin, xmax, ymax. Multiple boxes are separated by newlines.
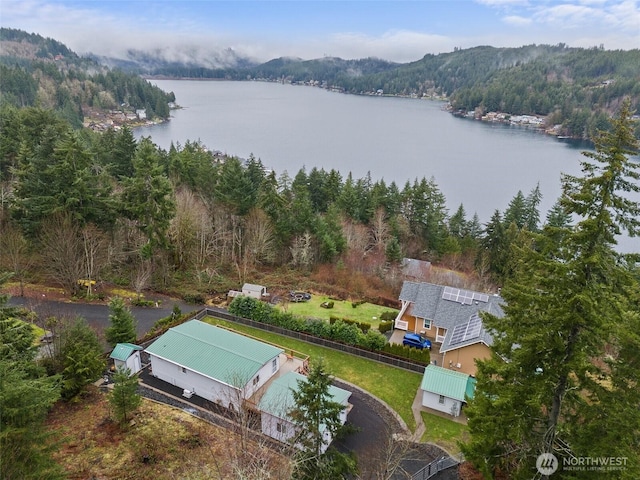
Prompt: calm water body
<box><xmin>135</xmin><ymin>80</ymin><xmax>637</xmax><ymax>253</ymax></box>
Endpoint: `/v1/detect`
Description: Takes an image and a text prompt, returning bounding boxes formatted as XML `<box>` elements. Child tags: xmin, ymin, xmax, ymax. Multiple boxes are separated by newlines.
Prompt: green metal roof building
<box><xmin>420</xmin><ymin>364</ymin><xmax>476</xmax><ymax>417</ymax></box>
<box><xmin>258</xmin><ymin>371</ymin><xmax>352</xmax><ymax>451</ymax></box>
<box><xmin>109</xmin><ymin>343</ymin><xmax>143</xmax><ymax>375</ymax></box>
<box><xmin>145</xmin><ymin>320</ymin><xmax>284</xmax><ymax>406</ymax></box>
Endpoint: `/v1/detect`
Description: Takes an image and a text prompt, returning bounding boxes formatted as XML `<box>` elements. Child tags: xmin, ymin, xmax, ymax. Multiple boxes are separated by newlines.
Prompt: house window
<box><xmin>181</xmin><ymin>367</ymin><xmax>186</xmax><ymax>374</ymax></box>
<box><xmin>439</xmin><ymin>395</ymin><xmax>445</xmax><ymax>404</ymax></box>
<box><xmin>272</xmin><ymin>358</ymin><xmax>278</xmax><ymax>373</ymax></box>
<box><xmin>276</xmin><ymin>422</ymin><xmax>287</xmax><ymax>434</ymax></box>
<box><xmin>423</xmin><ymin>318</ymin><xmax>432</xmax><ymax>329</ymax></box>
<box><xmin>253</xmin><ymin>375</ymin><xmax>260</xmax><ymax>386</ymax></box>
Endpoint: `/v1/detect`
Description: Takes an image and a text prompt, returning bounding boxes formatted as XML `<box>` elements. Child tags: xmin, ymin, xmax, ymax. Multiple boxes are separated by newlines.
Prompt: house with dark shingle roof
<box><xmin>145</xmin><ymin>320</ymin><xmax>284</xmax><ymax>408</ymax></box>
<box><xmin>394</xmin><ymin>281</ymin><xmax>504</xmax><ymax>376</ymax></box>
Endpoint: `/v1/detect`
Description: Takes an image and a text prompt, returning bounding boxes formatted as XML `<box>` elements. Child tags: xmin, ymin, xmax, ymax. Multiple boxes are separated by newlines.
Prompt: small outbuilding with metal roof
<box><xmin>145</xmin><ymin>319</ymin><xmax>284</xmax><ymax>408</ymax></box>
<box><xmin>109</xmin><ymin>343</ymin><xmax>143</xmax><ymax>376</ymax></box>
<box><xmin>420</xmin><ymin>364</ymin><xmax>476</xmax><ymax>417</ymax></box>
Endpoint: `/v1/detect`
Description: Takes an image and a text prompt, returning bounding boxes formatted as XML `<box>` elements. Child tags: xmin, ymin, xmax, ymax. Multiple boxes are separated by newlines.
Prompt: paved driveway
<box><xmin>8</xmin><ymin>296</ymin><xmax>200</xmax><ymax>337</ymax></box>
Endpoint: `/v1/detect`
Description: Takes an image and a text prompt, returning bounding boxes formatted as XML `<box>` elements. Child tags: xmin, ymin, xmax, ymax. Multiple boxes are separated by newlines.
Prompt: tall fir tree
<box><xmin>121</xmin><ymin>137</ymin><xmax>175</xmax><ymax>251</ymax></box>
<box><xmin>105</xmin><ymin>296</ymin><xmax>137</xmax><ymax>347</ymax></box>
<box><xmin>108</xmin><ymin>367</ymin><xmax>142</xmax><ymax>424</ymax></box>
<box><xmin>290</xmin><ymin>358</ymin><xmax>353</xmax><ymax>480</ymax></box>
<box><xmin>463</xmin><ymin>100</ymin><xmax>640</xmax><ymax>479</ymax></box>
<box><xmin>0</xmin><ymin>273</ymin><xmax>63</xmax><ymax>480</ymax></box>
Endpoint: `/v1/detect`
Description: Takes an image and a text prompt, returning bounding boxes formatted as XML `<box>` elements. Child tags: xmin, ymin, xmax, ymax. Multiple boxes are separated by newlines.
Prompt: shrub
<box><xmin>359</xmin><ymin>329</ymin><xmax>388</xmax><ymax>350</ymax></box>
<box><xmin>182</xmin><ymin>292</ymin><xmax>205</xmax><ymax>304</ymax></box>
<box><xmin>328</xmin><ymin>320</ymin><xmax>363</xmax><ymax>345</ymax></box>
<box><xmin>329</xmin><ymin>316</ymin><xmax>371</xmax><ymax>333</ymax></box>
<box><xmin>379</xmin><ymin>311</ymin><xmax>397</xmax><ymax>321</ymax></box>
<box><xmin>378</xmin><ymin>320</ymin><xmax>394</xmax><ymax>334</ymax></box>
<box><xmin>382</xmin><ymin>343</ymin><xmax>430</xmax><ymax>364</ymax></box>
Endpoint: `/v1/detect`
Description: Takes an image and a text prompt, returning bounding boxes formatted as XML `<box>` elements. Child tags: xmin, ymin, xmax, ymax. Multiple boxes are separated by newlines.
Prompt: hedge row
<box><xmin>229</xmin><ymin>296</ymin><xmax>387</xmax><ymax>351</ymax></box>
<box><xmin>329</xmin><ymin>316</ymin><xmax>371</xmax><ymax>333</ymax></box>
<box><xmin>382</xmin><ymin>343</ymin><xmax>431</xmax><ymax>363</ymax></box>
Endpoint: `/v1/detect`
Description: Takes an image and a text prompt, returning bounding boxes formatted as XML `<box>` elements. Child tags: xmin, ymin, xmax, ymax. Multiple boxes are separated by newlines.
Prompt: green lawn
<box><xmin>420</xmin><ymin>411</ymin><xmax>469</xmax><ymax>456</ymax></box>
<box><xmin>203</xmin><ymin>316</ymin><xmax>420</xmax><ymax>431</ymax></box>
<box><xmin>280</xmin><ymin>294</ymin><xmax>398</xmax><ymax>330</ymax></box>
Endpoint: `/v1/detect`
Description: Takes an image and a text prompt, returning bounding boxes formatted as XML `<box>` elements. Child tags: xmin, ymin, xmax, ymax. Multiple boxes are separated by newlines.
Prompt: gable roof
<box><xmin>242</xmin><ymin>283</ymin><xmax>266</xmax><ymax>292</ymax></box>
<box><xmin>420</xmin><ymin>365</ymin><xmax>476</xmax><ymax>402</ymax></box>
<box><xmin>259</xmin><ymin>371</ymin><xmax>352</xmax><ymax>420</ymax></box>
<box><xmin>145</xmin><ymin>320</ymin><xmax>283</xmax><ymax>386</ymax></box>
<box><xmin>399</xmin><ymin>281</ymin><xmax>504</xmax><ymax>332</ymax></box>
<box><xmin>109</xmin><ymin>343</ymin><xmax>143</xmax><ymax>362</ymax></box>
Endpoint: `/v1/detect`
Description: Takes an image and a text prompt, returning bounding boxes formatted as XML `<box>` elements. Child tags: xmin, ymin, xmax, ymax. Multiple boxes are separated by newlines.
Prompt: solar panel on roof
<box><xmin>449</xmin><ymin>313</ymin><xmax>483</xmax><ymax>346</ymax></box>
<box><xmin>442</xmin><ymin>286</ymin><xmax>459</xmax><ymax>301</ymax></box>
<box><xmin>449</xmin><ymin>323</ymin><xmax>467</xmax><ymax>345</ymax></box>
<box><xmin>472</xmin><ymin>292</ymin><xmax>490</xmax><ymax>303</ymax></box>
<box><xmin>465</xmin><ymin>314</ymin><xmax>482</xmax><ymax>340</ymax></box>
<box><xmin>459</xmin><ymin>289</ymin><xmax>474</xmax><ymax>305</ymax></box>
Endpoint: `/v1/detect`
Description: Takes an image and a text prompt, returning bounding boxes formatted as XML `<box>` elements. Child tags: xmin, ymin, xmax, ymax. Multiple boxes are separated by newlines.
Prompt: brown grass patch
<box><xmin>45</xmin><ymin>386</ymin><xmax>291</xmax><ymax>480</ymax></box>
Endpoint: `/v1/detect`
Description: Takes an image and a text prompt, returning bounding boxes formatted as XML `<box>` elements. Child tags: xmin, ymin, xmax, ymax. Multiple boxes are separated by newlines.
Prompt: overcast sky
<box><xmin>2</xmin><ymin>0</ymin><xmax>638</xmax><ymax>63</ymax></box>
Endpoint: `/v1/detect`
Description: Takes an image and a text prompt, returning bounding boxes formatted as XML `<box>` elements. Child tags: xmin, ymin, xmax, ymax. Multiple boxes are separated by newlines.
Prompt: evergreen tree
<box><xmin>58</xmin><ymin>318</ymin><xmax>105</xmax><ymax>400</ymax></box>
<box><xmin>111</xmin><ymin>125</ymin><xmax>137</xmax><ymax>179</ymax></box>
<box><xmin>385</xmin><ymin>236</ymin><xmax>403</xmax><ymax>263</ymax></box>
<box><xmin>503</xmin><ymin>190</ymin><xmax>527</xmax><ymax>228</ymax></box>
<box><xmin>480</xmin><ymin>209</ymin><xmax>508</xmax><ymax>278</ymax></box>
<box><xmin>290</xmin><ymin>358</ymin><xmax>354</xmax><ymax>480</ymax></box>
<box><xmin>105</xmin><ymin>296</ymin><xmax>137</xmax><ymax>347</ymax></box>
<box><xmin>463</xmin><ymin>100</ymin><xmax>640</xmax><ymax>479</ymax></box>
<box><xmin>213</xmin><ymin>156</ymin><xmax>256</xmax><ymax>216</ymax></box>
<box><xmin>315</xmin><ymin>204</ymin><xmax>346</xmax><ymax>263</ymax></box>
<box><xmin>523</xmin><ymin>183</ymin><xmax>542</xmax><ymax>232</ymax></box>
<box><xmin>448</xmin><ymin>204</ymin><xmax>468</xmax><ymax>238</ymax></box>
<box><xmin>108</xmin><ymin>367</ymin><xmax>142</xmax><ymax>424</ymax></box>
<box><xmin>545</xmin><ymin>199</ymin><xmax>572</xmax><ymax>228</ymax></box>
<box><xmin>0</xmin><ymin>273</ymin><xmax>63</xmax><ymax>480</ymax></box>
<box><xmin>121</xmin><ymin>137</ymin><xmax>175</xmax><ymax>250</ymax></box>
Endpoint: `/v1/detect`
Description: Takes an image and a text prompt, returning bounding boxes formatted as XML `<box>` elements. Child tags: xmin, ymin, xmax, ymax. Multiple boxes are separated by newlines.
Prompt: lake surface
<box><xmin>135</xmin><ymin>80</ymin><xmax>637</xmax><ymax>253</ymax></box>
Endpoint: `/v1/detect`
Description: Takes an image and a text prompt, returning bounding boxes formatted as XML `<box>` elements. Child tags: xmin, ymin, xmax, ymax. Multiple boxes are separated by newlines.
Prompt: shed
<box><xmin>259</xmin><ymin>371</ymin><xmax>351</xmax><ymax>452</ymax></box>
<box><xmin>145</xmin><ymin>320</ymin><xmax>283</xmax><ymax>408</ymax></box>
<box><xmin>242</xmin><ymin>283</ymin><xmax>269</xmax><ymax>299</ymax></box>
<box><xmin>420</xmin><ymin>364</ymin><xmax>476</xmax><ymax>417</ymax></box>
<box><xmin>109</xmin><ymin>343</ymin><xmax>143</xmax><ymax>376</ymax></box>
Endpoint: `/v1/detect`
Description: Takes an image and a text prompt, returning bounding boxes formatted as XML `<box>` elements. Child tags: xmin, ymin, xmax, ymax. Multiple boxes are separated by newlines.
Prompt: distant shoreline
<box><xmin>143</xmin><ymin>76</ymin><xmax>588</xmax><ymax>142</ymax></box>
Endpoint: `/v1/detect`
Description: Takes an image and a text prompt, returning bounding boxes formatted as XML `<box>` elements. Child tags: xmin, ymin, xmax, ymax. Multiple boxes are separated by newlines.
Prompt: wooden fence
<box><xmin>198</xmin><ymin>307</ymin><xmax>428</xmax><ymax>374</ymax></box>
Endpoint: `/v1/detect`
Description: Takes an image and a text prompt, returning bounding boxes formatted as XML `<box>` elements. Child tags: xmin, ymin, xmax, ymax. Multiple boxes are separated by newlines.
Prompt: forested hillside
<box><xmin>131</xmin><ymin>44</ymin><xmax>639</xmax><ymax>140</ymax></box>
<box><xmin>253</xmin><ymin>45</ymin><xmax>639</xmax><ymax>140</ymax></box>
<box><xmin>0</xmin><ymin>28</ymin><xmax>175</xmax><ymax>128</ymax></box>
<box><xmin>1</xmin><ymin>102</ymin><xmax>564</xmax><ymax>303</ymax></box>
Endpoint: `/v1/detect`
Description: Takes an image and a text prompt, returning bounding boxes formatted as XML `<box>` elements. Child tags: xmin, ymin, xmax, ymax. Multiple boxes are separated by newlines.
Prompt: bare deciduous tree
<box><xmin>370</xmin><ymin>207</ymin><xmax>390</xmax><ymax>253</ymax></box>
<box><xmin>38</xmin><ymin>213</ymin><xmax>84</xmax><ymax>296</ymax></box>
<box><xmin>244</xmin><ymin>208</ymin><xmax>275</xmax><ymax>266</ymax></box>
<box><xmin>80</xmin><ymin>224</ymin><xmax>109</xmax><ymax>297</ymax></box>
<box><xmin>290</xmin><ymin>232</ymin><xmax>314</xmax><ymax>268</ymax></box>
<box><xmin>0</xmin><ymin>223</ymin><xmax>33</xmax><ymax>296</ymax></box>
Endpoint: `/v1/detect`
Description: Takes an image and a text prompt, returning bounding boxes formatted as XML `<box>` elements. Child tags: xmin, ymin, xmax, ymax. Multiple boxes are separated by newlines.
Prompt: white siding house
<box><xmin>145</xmin><ymin>320</ymin><xmax>283</xmax><ymax>408</ymax></box>
<box><xmin>420</xmin><ymin>365</ymin><xmax>476</xmax><ymax>417</ymax></box>
<box><xmin>259</xmin><ymin>371</ymin><xmax>351</xmax><ymax>452</ymax></box>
